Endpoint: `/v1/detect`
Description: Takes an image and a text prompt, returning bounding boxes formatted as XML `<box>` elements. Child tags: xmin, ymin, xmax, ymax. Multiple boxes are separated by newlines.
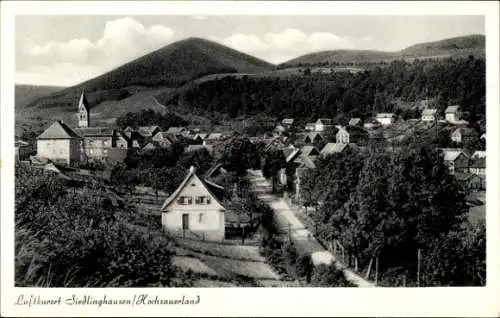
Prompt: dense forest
<box><xmin>300</xmin><ymin>138</ymin><xmax>485</xmax><ymax>286</ymax></box>
<box><xmin>160</xmin><ymin>57</ymin><xmax>485</xmax><ymax>128</ymax></box>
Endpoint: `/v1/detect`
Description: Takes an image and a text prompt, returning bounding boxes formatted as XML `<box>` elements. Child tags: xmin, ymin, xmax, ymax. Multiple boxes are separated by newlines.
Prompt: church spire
<box><xmin>78</xmin><ymin>91</ymin><xmax>90</xmax><ymax>128</ymax></box>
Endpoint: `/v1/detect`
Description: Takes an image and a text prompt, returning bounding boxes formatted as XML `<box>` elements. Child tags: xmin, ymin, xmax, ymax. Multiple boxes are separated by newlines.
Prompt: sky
<box><xmin>15</xmin><ymin>15</ymin><xmax>485</xmax><ymax>87</ymax></box>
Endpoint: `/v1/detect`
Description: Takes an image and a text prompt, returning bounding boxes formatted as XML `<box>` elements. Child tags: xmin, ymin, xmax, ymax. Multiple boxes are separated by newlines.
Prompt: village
<box><xmin>13</xmin><ymin>90</ymin><xmax>486</xmax><ymax>287</ymax></box>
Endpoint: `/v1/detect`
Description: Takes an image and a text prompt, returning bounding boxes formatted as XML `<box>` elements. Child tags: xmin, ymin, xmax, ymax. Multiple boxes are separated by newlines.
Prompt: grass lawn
<box><xmin>174</xmin><ymin>238</ymin><xmax>265</xmax><ymax>262</ymax></box>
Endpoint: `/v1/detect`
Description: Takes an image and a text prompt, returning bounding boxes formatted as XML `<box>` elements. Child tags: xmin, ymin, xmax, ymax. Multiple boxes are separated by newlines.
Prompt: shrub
<box><xmin>311</xmin><ymin>263</ymin><xmax>355</xmax><ymax>287</ymax></box>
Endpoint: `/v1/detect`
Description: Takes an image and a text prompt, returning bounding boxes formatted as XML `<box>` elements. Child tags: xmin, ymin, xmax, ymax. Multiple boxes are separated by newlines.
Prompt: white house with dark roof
<box><xmin>152</xmin><ymin>131</ymin><xmax>175</xmax><ymax>148</ymax></box>
<box><xmin>314</xmin><ymin>118</ymin><xmax>334</xmax><ymax>132</ymax></box>
<box><xmin>160</xmin><ymin>166</ymin><xmax>226</xmax><ymax>241</ymax></box>
<box><xmin>445</xmin><ymin>105</ymin><xmax>460</xmax><ymax>123</ymax></box>
<box><xmin>37</xmin><ymin>120</ymin><xmax>82</xmax><ymax>166</ymax></box>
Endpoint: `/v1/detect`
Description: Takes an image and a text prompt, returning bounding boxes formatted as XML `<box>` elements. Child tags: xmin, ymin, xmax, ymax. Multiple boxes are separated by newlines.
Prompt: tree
<box><xmin>262</xmin><ymin>150</ymin><xmax>286</xmax><ymax>193</ymax></box>
<box><xmin>214</xmin><ymin>135</ymin><xmax>260</xmax><ymax>175</ymax></box>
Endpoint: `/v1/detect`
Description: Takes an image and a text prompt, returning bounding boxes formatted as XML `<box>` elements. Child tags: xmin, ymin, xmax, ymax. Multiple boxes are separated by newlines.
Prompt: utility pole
<box><xmin>288</xmin><ymin>222</ymin><xmax>291</xmax><ymax>242</ymax></box>
<box><xmin>417</xmin><ymin>248</ymin><xmax>421</xmax><ymax>287</ymax></box>
<box><xmin>375</xmin><ymin>252</ymin><xmax>379</xmax><ymax>286</ymax></box>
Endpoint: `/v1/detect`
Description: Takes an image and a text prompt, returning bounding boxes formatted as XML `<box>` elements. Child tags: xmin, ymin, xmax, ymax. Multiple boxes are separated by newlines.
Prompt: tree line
<box><xmin>159</xmin><ymin>57</ymin><xmax>485</xmax><ymax>129</ymax></box>
<box><xmin>300</xmin><ymin>139</ymin><xmax>485</xmax><ymax>286</ymax></box>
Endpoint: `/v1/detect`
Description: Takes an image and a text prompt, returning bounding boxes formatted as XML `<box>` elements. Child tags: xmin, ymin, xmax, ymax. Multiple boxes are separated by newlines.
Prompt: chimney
<box><xmin>189</xmin><ymin>166</ymin><xmax>196</xmax><ymax>174</ymax></box>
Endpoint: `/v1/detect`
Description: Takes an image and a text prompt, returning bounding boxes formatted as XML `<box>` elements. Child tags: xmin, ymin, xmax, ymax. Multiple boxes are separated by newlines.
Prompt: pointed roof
<box><xmin>78</xmin><ymin>91</ymin><xmax>90</xmax><ymax>112</ymax></box>
<box><xmin>161</xmin><ymin>166</ymin><xmax>225</xmax><ymax>211</ymax></box>
<box><xmin>470</xmin><ymin>157</ymin><xmax>485</xmax><ymax>169</ymax></box>
<box><xmin>348</xmin><ymin>118</ymin><xmax>361</xmax><ymax>126</ymax></box>
<box><xmin>320</xmin><ymin>143</ymin><xmax>348</xmax><ymax>156</ymax></box>
<box><xmin>422</xmin><ymin>108</ymin><xmax>437</xmax><ymax>116</ymax></box>
<box><xmin>37</xmin><ymin>121</ymin><xmax>82</xmax><ymax>140</ymax></box>
<box><xmin>300</xmin><ymin>145</ymin><xmax>320</xmax><ymax>157</ymax></box>
<box><xmin>446</xmin><ymin>105</ymin><xmax>460</xmax><ymax>113</ymax></box>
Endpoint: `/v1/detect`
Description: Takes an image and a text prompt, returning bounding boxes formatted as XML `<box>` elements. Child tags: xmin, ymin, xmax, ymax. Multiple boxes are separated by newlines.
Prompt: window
<box><xmin>178</xmin><ymin>196</ymin><xmax>192</xmax><ymax>205</ymax></box>
<box><xmin>191</xmin><ymin>183</ymin><xmax>196</xmax><ymax>187</ymax></box>
<box><xmin>199</xmin><ymin>213</ymin><xmax>204</xmax><ymax>223</ymax></box>
<box><xmin>195</xmin><ymin>196</ymin><xmax>211</xmax><ymax>205</ymax></box>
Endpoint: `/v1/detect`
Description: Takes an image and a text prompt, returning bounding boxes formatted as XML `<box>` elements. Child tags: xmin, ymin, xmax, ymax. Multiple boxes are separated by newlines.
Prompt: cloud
<box><xmin>216</xmin><ymin>28</ymin><xmax>372</xmax><ymax>63</ymax></box>
<box><xmin>25</xmin><ymin>17</ymin><xmax>175</xmax><ymax>69</ymax></box>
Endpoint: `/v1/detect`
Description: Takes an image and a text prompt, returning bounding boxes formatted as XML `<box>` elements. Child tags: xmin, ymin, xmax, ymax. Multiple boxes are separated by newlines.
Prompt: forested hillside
<box><xmin>161</xmin><ymin>57</ymin><xmax>485</xmax><ymax>127</ymax></box>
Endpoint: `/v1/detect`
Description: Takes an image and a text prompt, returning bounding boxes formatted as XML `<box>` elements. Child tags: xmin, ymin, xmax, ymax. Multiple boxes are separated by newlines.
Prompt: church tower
<box><xmin>78</xmin><ymin>91</ymin><xmax>90</xmax><ymax>128</ymax></box>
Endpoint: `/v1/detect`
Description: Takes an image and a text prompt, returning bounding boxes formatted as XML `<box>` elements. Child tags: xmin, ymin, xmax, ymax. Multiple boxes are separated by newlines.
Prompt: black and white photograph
<box><xmin>1</xmin><ymin>1</ymin><xmax>499</xmax><ymax>317</ymax></box>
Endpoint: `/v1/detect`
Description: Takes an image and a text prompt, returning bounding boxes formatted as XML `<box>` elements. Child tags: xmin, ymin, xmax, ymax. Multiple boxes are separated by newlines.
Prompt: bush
<box><xmin>295</xmin><ymin>254</ymin><xmax>314</xmax><ymax>283</ymax></box>
<box><xmin>311</xmin><ymin>263</ymin><xmax>355</xmax><ymax>287</ymax></box>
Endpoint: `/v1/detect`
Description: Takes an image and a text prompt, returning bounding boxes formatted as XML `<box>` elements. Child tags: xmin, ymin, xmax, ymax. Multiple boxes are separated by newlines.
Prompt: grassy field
<box><xmin>174</xmin><ymin>238</ymin><xmax>265</xmax><ymax>262</ymax></box>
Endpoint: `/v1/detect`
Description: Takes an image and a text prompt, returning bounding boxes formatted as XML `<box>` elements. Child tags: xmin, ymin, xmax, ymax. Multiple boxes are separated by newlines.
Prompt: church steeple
<box><xmin>78</xmin><ymin>91</ymin><xmax>90</xmax><ymax>128</ymax></box>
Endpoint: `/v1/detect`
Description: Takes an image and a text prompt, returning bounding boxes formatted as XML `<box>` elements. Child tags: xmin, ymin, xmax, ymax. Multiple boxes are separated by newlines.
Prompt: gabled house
<box><xmin>115</xmin><ymin>131</ymin><xmax>130</xmax><ymax>149</ymax></box>
<box><xmin>472</xmin><ymin>151</ymin><xmax>486</xmax><ymax>159</ymax></box>
<box><xmin>124</xmin><ymin>126</ymin><xmax>135</xmax><ymax>138</ymax></box>
<box><xmin>278</xmin><ymin>146</ymin><xmax>301</xmax><ymax>186</ymax></box>
<box><xmin>348</xmin><ymin>118</ymin><xmax>362</xmax><ymax>126</ymax></box>
<box><xmin>440</xmin><ymin>149</ymin><xmax>470</xmax><ymax>174</ymax></box>
<box><xmin>160</xmin><ymin>166</ymin><xmax>226</xmax><ymax>241</ymax></box>
<box><xmin>205</xmin><ymin>163</ymin><xmax>229</xmax><ymax>180</ymax></box>
<box><xmin>37</xmin><ymin>121</ymin><xmax>82</xmax><ymax>166</ymax></box>
<box><xmin>375</xmin><ymin>113</ymin><xmax>395</xmax><ymax>126</ymax></box>
<box><xmin>314</xmin><ymin>118</ymin><xmax>334</xmax><ymax>132</ymax></box>
<box><xmin>141</xmin><ymin>141</ymin><xmax>160</xmax><ymax>153</ymax></box>
<box><xmin>451</xmin><ymin>128</ymin><xmax>479</xmax><ymax>144</ymax></box>
<box><xmin>152</xmin><ymin>132</ymin><xmax>175</xmax><ymax>149</ymax></box>
<box><xmin>336</xmin><ymin>126</ymin><xmax>370</xmax><ymax>145</ymax></box>
<box><xmin>421</xmin><ymin>108</ymin><xmax>438</xmax><ymax>122</ymax></box>
<box><xmin>166</xmin><ymin>126</ymin><xmax>187</xmax><ymax>136</ymax></box>
<box><xmin>469</xmin><ymin>157</ymin><xmax>486</xmax><ymax>176</ymax></box>
<box><xmin>303</xmin><ymin>132</ymin><xmax>325</xmax><ymax>144</ymax></box>
<box><xmin>194</xmin><ymin>133</ymin><xmax>208</xmax><ymax>144</ymax></box>
<box><xmin>137</xmin><ymin>126</ymin><xmax>161</xmax><ymax>138</ymax></box>
<box><xmin>455</xmin><ymin>172</ymin><xmax>485</xmax><ymax>191</ymax></box>
<box><xmin>300</xmin><ymin>145</ymin><xmax>320</xmax><ymax>158</ymax></box>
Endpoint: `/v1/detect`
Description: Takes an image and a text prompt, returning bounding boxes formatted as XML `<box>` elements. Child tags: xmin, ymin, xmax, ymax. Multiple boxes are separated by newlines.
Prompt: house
<box><xmin>281</xmin><ymin>118</ymin><xmax>294</xmax><ymax>129</ymax></box>
<box><xmin>421</xmin><ymin>108</ymin><xmax>438</xmax><ymax>122</ymax></box>
<box><xmin>348</xmin><ymin>118</ymin><xmax>362</xmax><ymax>126</ymax></box>
<box><xmin>274</xmin><ymin>125</ymin><xmax>286</xmax><ymax>136</ymax></box>
<box><xmin>469</xmin><ymin>157</ymin><xmax>486</xmax><ymax>176</ymax></box>
<box><xmin>124</xmin><ymin>126</ymin><xmax>135</xmax><ymax>138</ymax></box>
<box><xmin>205</xmin><ymin>163</ymin><xmax>229</xmax><ymax>180</ymax></box>
<box><xmin>15</xmin><ymin>138</ymin><xmax>30</xmax><ymax>161</ymax></box>
<box><xmin>336</xmin><ymin>126</ymin><xmax>370</xmax><ymax>144</ymax></box>
<box><xmin>75</xmin><ymin>127</ymin><xmax>116</xmax><ymax>162</ymax></box>
<box><xmin>141</xmin><ymin>141</ymin><xmax>160</xmax><ymax>153</ymax></box>
<box><xmin>440</xmin><ymin>149</ymin><xmax>470</xmax><ymax>174</ymax></box>
<box><xmin>202</xmin><ymin>133</ymin><xmax>223</xmax><ymax>146</ymax></box>
<box><xmin>445</xmin><ymin>105</ymin><xmax>460</xmax><ymax>123</ymax></box>
<box><xmin>160</xmin><ymin>166</ymin><xmax>226</xmax><ymax>241</ymax></box>
<box><xmin>115</xmin><ymin>131</ymin><xmax>130</xmax><ymax>149</ymax></box>
<box><xmin>320</xmin><ymin>143</ymin><xmax>349</xmax><ymax>157</ymax></box>
<box><xmin>185</xmin><ymin>144</ymin><xmax>213</xmax><ymax>153</ymax></box>
<box><xmin>451</xmin><ymin>128</ymin><xmax>479</xmax><ymax>144</ymax></box>
<box><xmin>363</xmin><ymin>119</ymin><xmax>381</xmax><ymax>129</ymax></box>
<box><xmin>455</xmin><ymin>173</ymin><xmax>485</xmax><ymax>191</ymax></box>
<box><xmin>303</xmin><ymin>132</ymin><xmax>325</xmax><ymax>144</ymax></box>
<box><xmin>166</xmin><ymin>126</ymin><xmax>187</xmax><ymax>136</ymax></box>
<box><xmin>471</xmin><ymin>151</ymin><xmax>486</xmax><ymax>159</ymax></box>
<box><xmin>36</xmin><ymin>120</ymin><xmax>82</xmax><ymax>166</ymax></box>
<box><xmin>305</xmin><ymin>123</ymin><xmax>315</xmax><ymax>131</ymax></box>
<box><xmin>375</xmin><ymin>113</ymin><xmax>395</xmax><ymax>126</ymax></box>
<box><xmin>194</xmin><ymin>133</ymin><xmax>208</xmax><ymax>143</ymax></box>
<box><xmin>137</xmin><ymin>126</ymin><xmax>161</xmax><ymax>138</ymax></box>
<box><xmin>314</xmin><ymin>118</ymin><xmax>334</xmax><ymax>132</ymax></box>
<box><xmin>152</xmin><ymin>132</ymin><xmax>175</xmax><ymax>148</ymax></box>
<box><xmin>300</xmin><ymin>145</ymin><xmax>320</xmax><ymax>158</ymax></box>
<box><xmin>278</xmin><ymin>146</ymin><xmax>301</xmax><ymax>185</ymax></box>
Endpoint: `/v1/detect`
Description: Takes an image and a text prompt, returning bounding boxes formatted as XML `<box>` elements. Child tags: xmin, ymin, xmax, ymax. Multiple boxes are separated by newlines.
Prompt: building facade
<box><xmin>36</xmin><ymin>121</ymin><xmax>82</xmax><ymax>166</ymax></box>
<box><xmin>160</xmin><ymin>166</ymin><xmax>226</xmax><ymax>241</ymax></box>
